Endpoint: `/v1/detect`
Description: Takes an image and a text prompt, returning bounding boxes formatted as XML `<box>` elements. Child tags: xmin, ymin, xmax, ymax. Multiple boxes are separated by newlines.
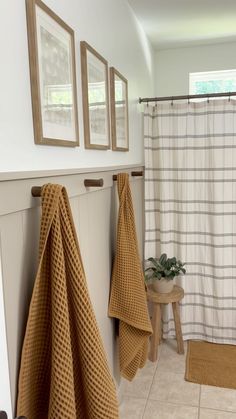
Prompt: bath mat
<box><xmin>185</xmin><ymin>340</ymin><xmax>236</xmax><ymax>389</ymax></box>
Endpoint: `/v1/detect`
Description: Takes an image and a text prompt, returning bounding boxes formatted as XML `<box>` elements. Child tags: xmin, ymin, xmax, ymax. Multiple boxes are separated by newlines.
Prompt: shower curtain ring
<box><xmin>207</xmin><ymin>96</ymin><xmax>210</xmax><ymax>104</ymax></box>
<box><xmin>171</xmin><ymin>97</ymin><xmax>174</xmax><ymax>106</ymax></box>
<box><xmin>228</xmin><ymin>93</ymin><xmax>231</xmax><ymax>102</ymax></box>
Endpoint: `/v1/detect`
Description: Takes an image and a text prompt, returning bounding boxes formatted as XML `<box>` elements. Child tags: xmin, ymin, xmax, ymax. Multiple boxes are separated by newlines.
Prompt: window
<box><xmin>189</xmin><ymin>70</ymin><xmax>236</xmax><ymax>95</ymax></box>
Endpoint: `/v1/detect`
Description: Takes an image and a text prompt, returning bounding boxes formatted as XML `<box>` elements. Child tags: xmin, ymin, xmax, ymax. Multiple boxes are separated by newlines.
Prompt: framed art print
<box><xmin>80</xmin><ymin>41</ymin><xmax>110</xmax><ymax>150</ymax></box>
<box><xmin>26</xmin><ymin>0</ymin><xmax>79</xmax><ymax>146</ymax></box>
<box><xmin>110</xmin><ymin>67</ymin><xmax>129</xmax><ymax>151</ymax></box>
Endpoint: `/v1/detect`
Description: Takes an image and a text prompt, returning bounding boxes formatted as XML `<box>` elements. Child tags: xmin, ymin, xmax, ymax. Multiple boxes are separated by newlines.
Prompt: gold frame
<box><xmin>110</xmin><ymin>67</ymin><xmax>129</xmax><ymax>151</ymax></box>
<box><xmin>26</xmin><ymin>0</ymin><xmax>79</xmax><ymax>147</ymax></box>
<box><xmin>80</xmin><ymin>41</ymin><xmax>110</xmax><ymax>150</ymax></box>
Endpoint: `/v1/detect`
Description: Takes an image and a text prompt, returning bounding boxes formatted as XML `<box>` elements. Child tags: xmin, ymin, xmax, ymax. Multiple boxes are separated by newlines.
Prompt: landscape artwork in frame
<box><xmin>26</xmin><ymin>0</ymin><xmax>79</xmax><ymax>146</ymax></box>
<box><xmin>80</xmin><ymin>41</ymin><xmax>110</xmax><ymax>150</ymax></box>
<box><xmin>110</xmin><ymin>67</ymin><xmax>129</xmax><ymax>151</ymax></box>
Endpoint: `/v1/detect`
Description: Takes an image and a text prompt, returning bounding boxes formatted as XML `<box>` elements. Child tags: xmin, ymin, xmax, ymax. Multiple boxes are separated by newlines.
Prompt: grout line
<box><xmin>198</xmin><ymin>385</ymin><xmax>201</xmax><ymax>419</ymax></box>
<box><xmin>141</xmin><ymin>357</ymin><xmax>160</xmax><ymax>418</ymax></box>
<box><xmin>148</xmin><ymin>397</ymin><xmax>200</xmax><ymax>409</ymax></box>
<box><xmin>199</xmin><ymin>406</ymin><xmax>236</xmax><ymax>414</ymax></box>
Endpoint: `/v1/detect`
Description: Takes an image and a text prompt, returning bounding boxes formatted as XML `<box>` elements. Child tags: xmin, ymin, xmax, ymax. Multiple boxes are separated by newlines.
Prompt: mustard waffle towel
<box><xmin>17</xmin><ymin>184</ymin><xmax>119</xmax><ymax>419</ymax></box>
<box><xmin>108</xmin><ymin>173</ymin><xmax>152</xmax><ymax>381</ymax></box>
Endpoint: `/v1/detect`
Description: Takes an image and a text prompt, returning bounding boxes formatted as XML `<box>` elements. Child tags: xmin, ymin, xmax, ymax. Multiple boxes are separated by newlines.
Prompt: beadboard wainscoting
<box><xmin>0</xmin><ymin>165</ymin><xmax>144</xmax><ymax>416</ymax></box>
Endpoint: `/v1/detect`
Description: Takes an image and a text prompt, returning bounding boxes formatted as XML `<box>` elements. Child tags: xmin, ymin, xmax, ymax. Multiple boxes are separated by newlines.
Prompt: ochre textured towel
<box><xmin>17</xmin><ymin>184</ymin><xmax>119</xmax><ymax>419</ymax></box>
<box><xmin>108</xmin><ymin>173</ymin><xmax>152</xmax><ymax>381</ymax></box>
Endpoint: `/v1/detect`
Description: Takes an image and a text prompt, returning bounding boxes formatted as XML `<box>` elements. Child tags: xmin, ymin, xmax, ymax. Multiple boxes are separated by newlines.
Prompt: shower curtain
<box><xmin>144</xmin><ymin>99</ymin><xmax>236</xmax><ymax>344</ymax></box>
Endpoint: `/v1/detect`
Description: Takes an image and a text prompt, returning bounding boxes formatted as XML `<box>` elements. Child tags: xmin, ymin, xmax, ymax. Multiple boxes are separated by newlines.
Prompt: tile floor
<box><xmin>119</xmin><ymin>340</ymin><xmax>236</xmax><ymax>419</ymax></box>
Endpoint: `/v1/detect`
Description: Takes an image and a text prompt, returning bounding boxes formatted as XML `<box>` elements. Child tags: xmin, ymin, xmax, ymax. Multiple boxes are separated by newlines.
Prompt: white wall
<box><xmin>0</xmin><ymin>0</ymin><xmax>154</xmax><ymax>172</ymax></box>
<box><xmin>155</xmin><ymin>41</ymin><xmax>236</xmax><ymax>96</ymax></box>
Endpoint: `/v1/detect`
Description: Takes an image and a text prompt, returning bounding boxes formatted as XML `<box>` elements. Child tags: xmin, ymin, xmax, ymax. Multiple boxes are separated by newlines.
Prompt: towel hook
<box><xmin>31</xmin><ymin>186</ymin><xmax>42</xmax><ymax>197</ymax></box>
<box><xmin>113</xmin><ymin>171</ymin><xmax>143</xmax><ymax>181</ymax></box>
<box><xmin>32</xmin><ymin>179</ymin><xmax>104</xmax><ymax>196</ymax></box>
<box><xmin>131</xmin><ymin>171</ymin><xmax>143</xmax><ymax>177</ymax></box>
<box><xmin>84</xmin><ymin>179</ymin><xmax>104</xmax><ymax>187</ymax></box>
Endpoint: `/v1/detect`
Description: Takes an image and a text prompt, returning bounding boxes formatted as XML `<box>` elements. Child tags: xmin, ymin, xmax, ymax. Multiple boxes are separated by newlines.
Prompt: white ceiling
<box><xmin>127</xmin><ymin>0</ymin><xmax>236</xmax><ymax>50</ymax></box>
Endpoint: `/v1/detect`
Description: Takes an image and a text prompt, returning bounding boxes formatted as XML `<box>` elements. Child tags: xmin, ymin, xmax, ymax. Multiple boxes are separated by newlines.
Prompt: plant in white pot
<box><xmin>145</xmin><ymin>253</ymin><xmax>186</xmax><ymax>293</ymax></box>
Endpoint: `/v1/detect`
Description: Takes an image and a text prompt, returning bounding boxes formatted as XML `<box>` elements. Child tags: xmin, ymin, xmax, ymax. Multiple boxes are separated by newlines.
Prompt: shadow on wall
<box><xmin>127</xmin><ymin>2</ymin><xmax>155</xmax><ymax>92</ymax></box>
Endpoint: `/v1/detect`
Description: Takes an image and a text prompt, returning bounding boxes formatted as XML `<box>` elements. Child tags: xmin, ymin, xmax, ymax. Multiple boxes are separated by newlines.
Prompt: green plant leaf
<box><xmin>159</xmin><ymin>253</ymin><xmax>167</xmax><ymax>265</ymax></box>
<box><xmin>147</xmin><ymin>257</ymin><xmax>160</xmax><ymax>269</ymax></box>
<box><xmin>146</xmin><ymin>254</ymin><xmax>186</xmax><ymax>279</ymax></box>
<box><xmin>164</xmin><ymin>269</ymin><xmax>172</xmax><ymax>277</ymax></box>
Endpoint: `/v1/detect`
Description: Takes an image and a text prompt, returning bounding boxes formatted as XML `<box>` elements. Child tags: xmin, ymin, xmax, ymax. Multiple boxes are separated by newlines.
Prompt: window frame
<box><xmin>189</xmin><ymin>69</ymin><xmax>236</xmax><ymax>95</ymax></box>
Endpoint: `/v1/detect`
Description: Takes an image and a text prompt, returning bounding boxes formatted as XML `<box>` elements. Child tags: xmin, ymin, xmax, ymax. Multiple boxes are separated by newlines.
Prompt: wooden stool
<box><xmin>147</xmin><ymin>285</ymin><xmax>184</xmax><ymax>362</ymax></box>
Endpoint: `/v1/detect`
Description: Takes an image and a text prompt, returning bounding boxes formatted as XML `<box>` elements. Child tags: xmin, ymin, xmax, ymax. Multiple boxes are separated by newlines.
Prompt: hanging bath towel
<box><xmin>17</xmin><ymin>184</ymin><xmax>119</xmax><ymax>419</ymax></box>
<box><xmin>108</xmin><ymin>173</ymin><xmax>152</xmax><ymax>381</ymax></box>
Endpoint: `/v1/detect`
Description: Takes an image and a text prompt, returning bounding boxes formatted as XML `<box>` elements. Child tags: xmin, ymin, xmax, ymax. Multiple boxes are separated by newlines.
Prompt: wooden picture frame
<box><xmin>80</xmin><ymin>41</ymin><xmax>110</xmax><ymax>150</ymax></box>
<box><xmin>26</xmin><ymin>0</ymin><xmax>79</xmax><ymax>147</ymax></box>
<box><xmin>110</xmin><ymin>67</ymin><xmax>129</xmax><ymax>151</ymax></box>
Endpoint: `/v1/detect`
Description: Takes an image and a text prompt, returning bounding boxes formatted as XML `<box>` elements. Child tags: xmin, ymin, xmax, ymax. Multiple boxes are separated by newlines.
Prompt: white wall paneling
<box><xmin>0</xmin><ymin>165</ymin><xmax>144</xmax><ymax>417</ymax></box>
<box><xmin>0</xmin><ymin>253</ymin><xmax>12</xmax><ymax>418</ymax></box>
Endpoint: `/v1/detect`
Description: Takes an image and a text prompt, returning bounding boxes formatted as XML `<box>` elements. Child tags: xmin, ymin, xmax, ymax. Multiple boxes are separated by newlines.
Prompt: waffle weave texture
<box><xmin>108</xmin><ymin>173</ymin><xmax>152</xmax><ymax>381</ymax></box>
<box><xmin>17</xmin><ymin>184</ymin><xmax>119</xmax><ymax>419</ymax></box>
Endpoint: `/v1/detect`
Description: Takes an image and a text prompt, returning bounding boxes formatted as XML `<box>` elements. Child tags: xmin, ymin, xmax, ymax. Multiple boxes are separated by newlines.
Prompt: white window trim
<box><xmin>189</xmin><ymin>69</ymin><xmax>236</xmax><ymax>95</ymax></box>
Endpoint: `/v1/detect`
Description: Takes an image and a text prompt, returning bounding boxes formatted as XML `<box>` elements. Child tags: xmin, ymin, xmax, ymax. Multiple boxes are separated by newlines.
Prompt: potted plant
<box><xmin>145</xmin><ymin>253</ymin><xmax>186</xmax><ymax>293</ymax></box>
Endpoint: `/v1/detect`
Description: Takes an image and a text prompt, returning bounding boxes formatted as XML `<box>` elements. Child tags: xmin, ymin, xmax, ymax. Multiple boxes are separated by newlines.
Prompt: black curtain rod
<box><xmin>139</xmin><ymin>91</ymin><xmax>236</xmax><ymax>104</ymax></box>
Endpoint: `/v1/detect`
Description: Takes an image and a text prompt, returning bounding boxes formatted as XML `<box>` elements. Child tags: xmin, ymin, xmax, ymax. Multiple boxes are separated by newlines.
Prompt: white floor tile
<box><xmin>118</xmin><ymin>340</ymin><xmax>236</xmax><ymax>419</ymax></box>
<box><xmin>119</xmin><ymin>397</ymin><xmax>146</xmax><ymax>419</ymax></box>
<box><xmin>121</xmin><ymin>360</ymin><xmax>157</xmax><ymax>399</ymax></box>
<box><xmin>143</xmin><ymin>399</ymin><xmax>198</xmax><ymax>419</ymax></box>
<box><xmin>201</xmin><ymin>385</ymin><xmax>236</xmax><ymax>412</ymax></box>
<box><xmin>200</xmin><ymin>408</ymin><xmax>236</xmax><ymax>419</ymax></box>
<box><xmin>157</xmin><ymin>340</ymin><xmax>187</xmax><ymax>374</ymax></box>
<box><xmin>149</xmin><ymin>370</ymin><xmax>200</xmax><ymax>406</ymax></box>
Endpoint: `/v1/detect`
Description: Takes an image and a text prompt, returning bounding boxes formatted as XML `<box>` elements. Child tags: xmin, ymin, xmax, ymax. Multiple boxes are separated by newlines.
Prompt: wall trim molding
<box><xmin>0</xmin><ymin>164</ymin><xmax>144</xmax><ymax>182</ymax></box>
<box><xmin>0</xmin><ymin>165</ymin><xmax>144</xmax><ymax>216</ymax></box>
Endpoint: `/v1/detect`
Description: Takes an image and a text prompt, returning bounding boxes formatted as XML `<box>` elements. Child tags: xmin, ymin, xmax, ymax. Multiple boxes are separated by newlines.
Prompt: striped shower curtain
<box><xmin>144</xmin><ymin>99</ymin><xmax>236</xmax><ymax>344</ymax></box>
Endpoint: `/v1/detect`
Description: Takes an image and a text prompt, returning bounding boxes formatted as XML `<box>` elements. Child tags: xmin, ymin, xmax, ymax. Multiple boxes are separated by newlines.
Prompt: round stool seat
<box><xmin>147</xmin><ymin>285</ymin><xmax>184</xmax><ymax>304</ymax></box>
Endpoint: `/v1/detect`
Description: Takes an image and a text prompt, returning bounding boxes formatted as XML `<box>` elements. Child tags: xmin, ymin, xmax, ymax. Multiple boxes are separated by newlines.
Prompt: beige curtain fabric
<box><xmin>108</xmin><ymin>173</ymin><xmax>152</xmax><ymax>381</ymax></box>
<box><xmin>144</xmin><ymin>100</ymin><xmax>236</xmax><ymax>344</ymax></box>
<box><xmin>17</xmin><ymin>184</ymin><xmax>119</xmax><ymax>419</ymax></box>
